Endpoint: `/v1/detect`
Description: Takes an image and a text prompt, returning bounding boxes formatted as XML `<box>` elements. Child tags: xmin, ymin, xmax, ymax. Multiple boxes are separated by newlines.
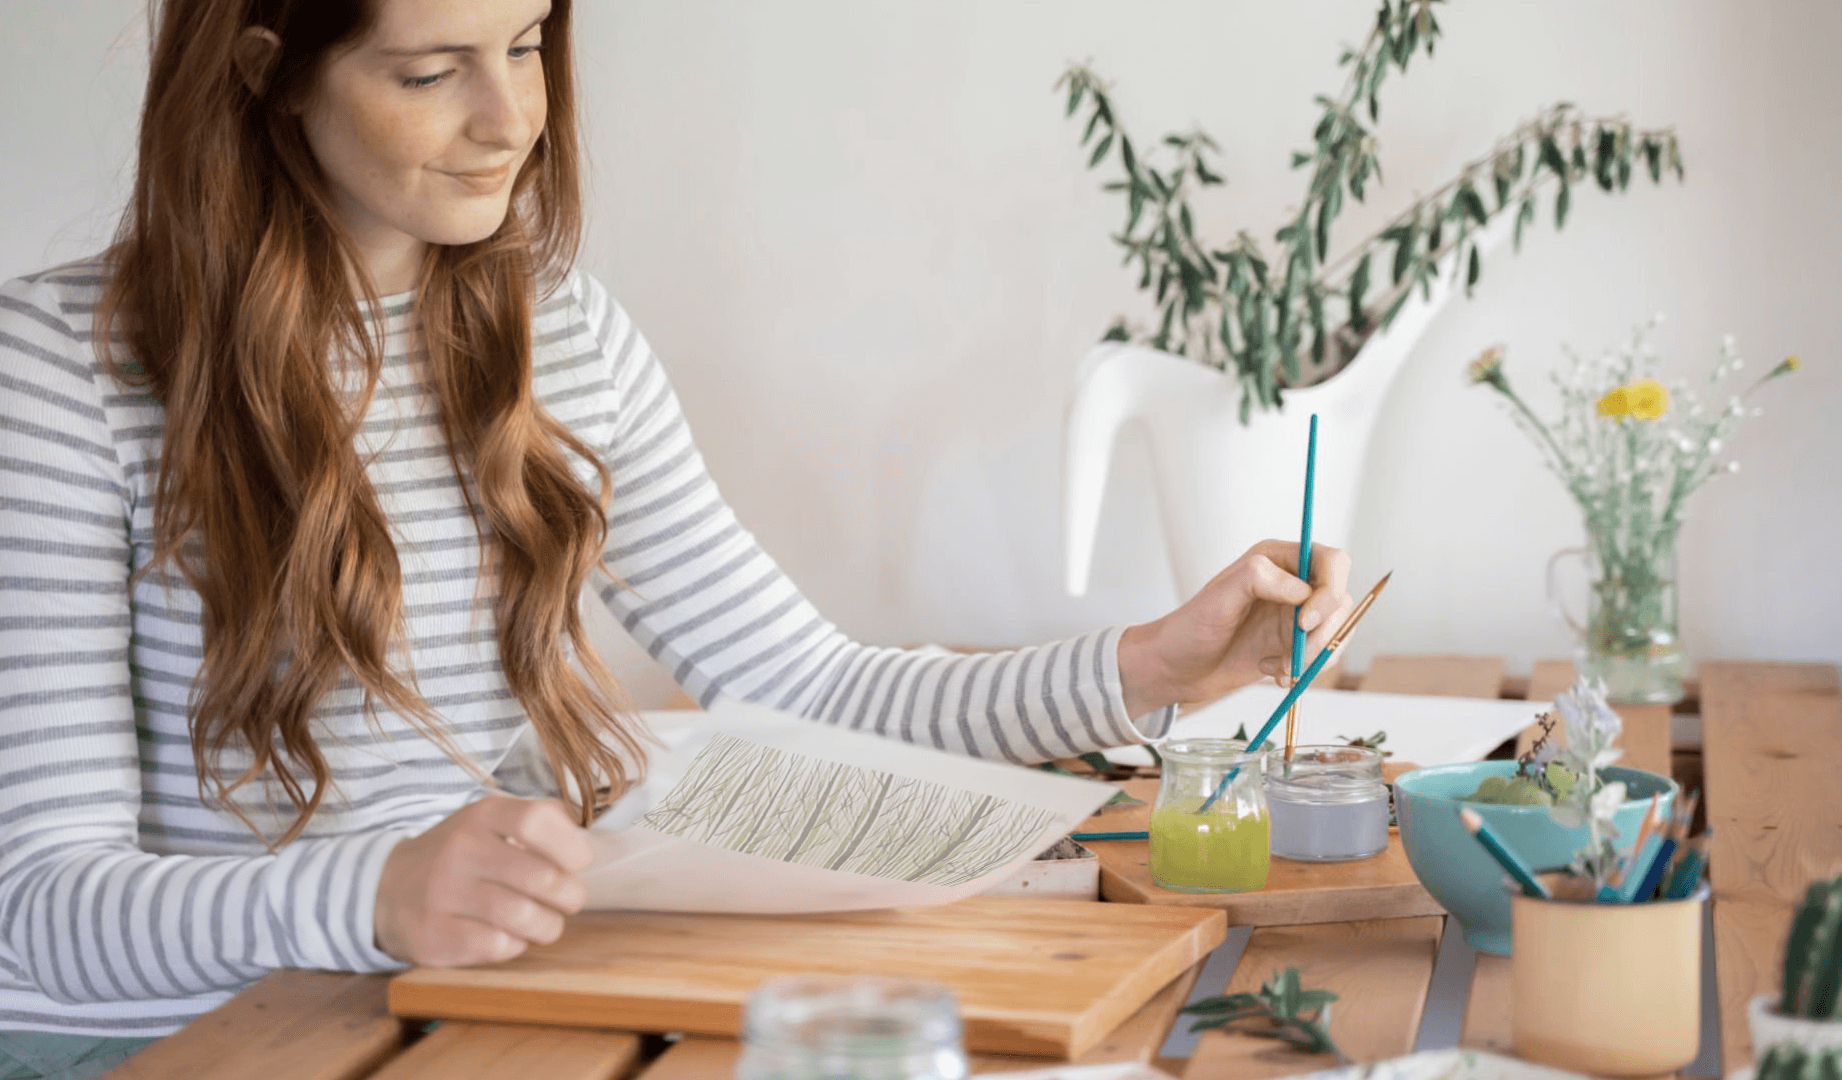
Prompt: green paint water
<box><xmin>1149</xmin><ymin>797</ymin><xmax>1271</xmax><ymax>893</ymax></box>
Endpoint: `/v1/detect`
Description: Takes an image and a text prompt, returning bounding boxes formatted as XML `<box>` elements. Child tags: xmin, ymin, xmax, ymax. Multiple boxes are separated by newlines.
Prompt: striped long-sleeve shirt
<box><xmin>0</xmin><ymin>260</ymin><xmax>1172</xmax><ymax>1036</ymax></box>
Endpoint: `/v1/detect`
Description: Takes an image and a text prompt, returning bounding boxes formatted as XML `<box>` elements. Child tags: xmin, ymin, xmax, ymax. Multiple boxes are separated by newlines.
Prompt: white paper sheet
<box><xmin>584</xmin><ymin>699</ymin><xmax>1115</xmax><ymax>913</ymax></box>
<box><xmin>1101</xmin><ymin>684</ymin><xmax>1547</xmax><ymax>768</ymax></box>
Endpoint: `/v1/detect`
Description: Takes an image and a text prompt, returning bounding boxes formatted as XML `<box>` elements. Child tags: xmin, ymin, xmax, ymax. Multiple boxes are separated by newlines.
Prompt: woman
<box><xmin>0</xmin><ymin>0</ymin><xmax>1351</xmax><ymax>1072</ymax></box>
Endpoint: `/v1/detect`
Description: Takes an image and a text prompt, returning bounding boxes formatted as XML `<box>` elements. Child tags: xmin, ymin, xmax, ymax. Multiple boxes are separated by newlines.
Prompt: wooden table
<box><xmin>106</xmin><ymin>657</ymin><xmax>1840</xmax><ymax>1080</ymax></box>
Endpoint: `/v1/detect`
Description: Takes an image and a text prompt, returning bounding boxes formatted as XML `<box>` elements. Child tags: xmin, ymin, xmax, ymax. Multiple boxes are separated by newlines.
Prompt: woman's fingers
<box><xmin>480</xmin><ymin>796</ymin><xmax>594</xmax><ymax>876</ymax></box>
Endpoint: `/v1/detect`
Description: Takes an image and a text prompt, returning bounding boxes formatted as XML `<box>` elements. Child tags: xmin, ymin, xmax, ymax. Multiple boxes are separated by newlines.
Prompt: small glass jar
<box><xmin>1263</xmin><ymin>745</ymin><xmax>1390</xmax><ymax>862</ymax></box>
<box><xmin>736</xmin><ymin>976</ymin><xmax>969</xmax><ymax>1080</ymax></box>
<box><xmin>1149</xmin><ymin>738</ymin><xmax>1270</xmax><ymax>893</ymax></box>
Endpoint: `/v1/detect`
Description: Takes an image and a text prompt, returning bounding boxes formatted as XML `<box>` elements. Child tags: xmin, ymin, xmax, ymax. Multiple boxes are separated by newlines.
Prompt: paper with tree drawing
<box><xmin>582</xmin><ymin>699</ymin><xmax>1115</xmax><ymax>912</ymax></box>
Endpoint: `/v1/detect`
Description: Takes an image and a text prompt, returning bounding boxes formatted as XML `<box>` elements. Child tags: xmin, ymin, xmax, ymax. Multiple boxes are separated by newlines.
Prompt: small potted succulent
<box><xmin>1750</xmin><ymin>875</ymin><xmax>1842</xmax><ymax>1061</ymax></box>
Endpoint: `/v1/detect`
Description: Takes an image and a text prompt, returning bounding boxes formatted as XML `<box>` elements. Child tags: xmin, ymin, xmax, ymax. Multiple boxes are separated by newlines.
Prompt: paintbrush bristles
<box><xmin>1324</xmin><ymin>571</ymin><xmax>1392</xmax><ymax>652</ymax></box>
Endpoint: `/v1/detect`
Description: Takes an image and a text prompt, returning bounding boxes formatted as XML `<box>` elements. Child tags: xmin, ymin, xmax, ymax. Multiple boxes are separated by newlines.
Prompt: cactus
<box><xmin>1754</xmin><ymin>1043</ymin><xmax>1842</xmax><ymax>1080</ymax></box>
<box><xmin>1782</xmin><ymin>876</ymin><xmax>1842</xmax><ymax>1021</ymax></box>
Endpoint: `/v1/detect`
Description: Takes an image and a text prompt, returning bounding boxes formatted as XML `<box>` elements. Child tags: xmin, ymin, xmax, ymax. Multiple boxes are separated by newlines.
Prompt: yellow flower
<box><xmin>1597</xmin><ymin>380</ymin><xmax>1669</xmax><ymax>421</ymax></box>
<box><xmin>1787</xmin><ymin>355</ymin><xmax>1802</xmax><ymax>371</ymax></box>
<box><xmin>1626</xmin><ymin>379</ymin><xmax>1669</xmax><ymax>421</ymax></box>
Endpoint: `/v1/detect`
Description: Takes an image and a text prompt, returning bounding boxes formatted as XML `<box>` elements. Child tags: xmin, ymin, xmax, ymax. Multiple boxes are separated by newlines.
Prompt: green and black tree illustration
<box><xmin>639</xmin><ymin>735</ymin><xmax>1057</xmax><ymax>887</ymax></box>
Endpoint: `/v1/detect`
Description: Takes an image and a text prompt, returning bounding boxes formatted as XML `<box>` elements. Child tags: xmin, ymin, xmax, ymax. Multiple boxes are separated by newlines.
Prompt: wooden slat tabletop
<box><xmin>111</xmin><ymin>654</ymin><xmax>1817</xmax><ymax>1080</ymax></box>
<box><xmin>1699</xmin><ymin>661</ymin><xmax>1842</xmax><ymax>1074</ymax></box>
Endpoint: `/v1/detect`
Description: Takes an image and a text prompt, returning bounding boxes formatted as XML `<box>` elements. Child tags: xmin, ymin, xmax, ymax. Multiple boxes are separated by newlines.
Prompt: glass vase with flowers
<box><xmin>1467</xmin><ymin>320</ymin><xmax>1800</xmax><ymax>703</ymax></box>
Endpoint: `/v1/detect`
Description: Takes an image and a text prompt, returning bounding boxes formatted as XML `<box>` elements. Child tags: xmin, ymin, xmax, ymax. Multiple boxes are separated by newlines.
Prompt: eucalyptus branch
<box><xmin>1057</xmin><ymin>0</ymin><xmax>1685</xmax><ymax>423</ymax></box>
<box><xmin>1180</xmin><ymin>968</ymin><xmax>1349</xmax><ymax>1063</ymax></box>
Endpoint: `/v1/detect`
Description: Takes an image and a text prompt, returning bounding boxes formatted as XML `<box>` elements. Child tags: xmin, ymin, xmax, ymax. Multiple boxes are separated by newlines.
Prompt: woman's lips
<box><xmin>442</xmin><ymin>165</ymin><xmax>512</xmax><ymax>194</ymax></box>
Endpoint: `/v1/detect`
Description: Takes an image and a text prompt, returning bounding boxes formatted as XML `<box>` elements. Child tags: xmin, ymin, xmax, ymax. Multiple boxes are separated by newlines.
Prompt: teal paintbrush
<box><xmin>1283</xmin><ymin>414</ymin><xmax>1319</xmax><ymax>768</ymax></box>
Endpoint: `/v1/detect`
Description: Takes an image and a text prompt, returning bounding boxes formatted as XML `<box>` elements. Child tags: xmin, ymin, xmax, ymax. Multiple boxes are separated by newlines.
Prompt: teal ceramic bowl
<box><xmin>1393</xmin><ymin>761</ymin><xmax>1677</xmax><ymax>955</ymax></box>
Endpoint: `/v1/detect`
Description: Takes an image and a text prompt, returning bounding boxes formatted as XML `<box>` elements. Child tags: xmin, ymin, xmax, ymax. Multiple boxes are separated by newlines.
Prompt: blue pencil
<box><xmin>1460</xmin><ymin>806</ymin><xmax>1552</xmax><ymax>899</ymax></box>
<box><xmin>1627</xmin><ymin>836</ymin><xmax>1679</xmax><ymax>902</ymax></box>
<box><xmin>1284</xmin><ymin>415</ymin><xmax>1319</xmax><ymax>760</ymax></box>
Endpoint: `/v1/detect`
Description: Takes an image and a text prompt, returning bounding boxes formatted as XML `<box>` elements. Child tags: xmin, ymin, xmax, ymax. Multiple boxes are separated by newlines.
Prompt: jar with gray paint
<box><xmin>1263</xmin><ymin>745</ymin><xmax>1390</xmax><ymax>862</ymax></box>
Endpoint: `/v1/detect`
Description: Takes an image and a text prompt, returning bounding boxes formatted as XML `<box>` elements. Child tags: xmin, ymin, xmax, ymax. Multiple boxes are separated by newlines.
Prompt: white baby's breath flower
<box><xmin>1707</xmin><ymin>438</ymin><xmax>1722</xmax><ymax>453</ymax></box>
<box><xmin>1727</xmin><ymin>460</ymin><xmax>1741</xmax><ymax>473</ymax></box>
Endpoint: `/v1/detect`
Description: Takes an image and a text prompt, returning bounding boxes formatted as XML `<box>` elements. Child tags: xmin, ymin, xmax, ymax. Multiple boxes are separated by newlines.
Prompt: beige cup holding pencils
<box><xmin>1510</xmin><ymin>873</ymin><xmax>1707</xmax><ymax>1076</ymax></box>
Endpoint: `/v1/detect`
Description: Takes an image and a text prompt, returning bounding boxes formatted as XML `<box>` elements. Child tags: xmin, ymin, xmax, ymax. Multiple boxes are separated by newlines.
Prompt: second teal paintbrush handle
<box><xmin>1196</xmin><ymin>642</ymin><xmax>1338</xmax><ymax>812</ymax></box>
<box><xmin>1290</xmin><ymin>415</ymin><xmax>1318</xmax><ymax>693</ymax></box>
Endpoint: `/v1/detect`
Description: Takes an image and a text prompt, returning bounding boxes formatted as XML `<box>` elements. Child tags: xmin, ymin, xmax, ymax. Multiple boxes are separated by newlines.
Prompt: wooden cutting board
<box><xmin>388</xmin><ymin>896</ymin><xmax>1225</xmax><ymax>1058</ymax></box>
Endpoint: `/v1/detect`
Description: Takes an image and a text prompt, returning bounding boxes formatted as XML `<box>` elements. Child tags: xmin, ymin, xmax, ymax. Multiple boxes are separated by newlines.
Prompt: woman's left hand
<box><xmin>1117</xmin><ymin>539</ymin><xmax>1354</xmax><ymax>718</ymax></box>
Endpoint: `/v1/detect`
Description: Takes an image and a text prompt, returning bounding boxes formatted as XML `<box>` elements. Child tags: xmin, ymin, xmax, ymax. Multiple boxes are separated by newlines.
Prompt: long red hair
<box><xmin>98</xmin><ymin>0</ymin><xmax>644</xmax><ymax>845</ymax></box>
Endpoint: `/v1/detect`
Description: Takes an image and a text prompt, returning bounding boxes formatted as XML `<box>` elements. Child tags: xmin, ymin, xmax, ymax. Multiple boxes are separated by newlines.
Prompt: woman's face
<box><xmin>301</xmin><ymin>0</ymin><xmax>551</xmax><ymax>290</ymax></box>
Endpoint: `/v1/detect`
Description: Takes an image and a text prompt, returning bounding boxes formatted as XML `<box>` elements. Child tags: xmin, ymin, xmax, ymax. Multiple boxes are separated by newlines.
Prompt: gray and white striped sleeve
<box><xmin>0</xmin><ymin>276</ymin><xmax>410</xmax><ymax>1006</ymax></box>
<box><xmin>575</xmin><ymin>274</ymin><xmax>1175</xmax><ymax>762</ymax></box>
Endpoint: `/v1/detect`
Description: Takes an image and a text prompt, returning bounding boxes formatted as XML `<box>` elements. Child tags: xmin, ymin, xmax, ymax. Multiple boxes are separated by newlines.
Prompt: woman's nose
<box><xmin>467</xmin><ymin>66</ymin><xmax>540</xmax><ymax>151</ymax></box>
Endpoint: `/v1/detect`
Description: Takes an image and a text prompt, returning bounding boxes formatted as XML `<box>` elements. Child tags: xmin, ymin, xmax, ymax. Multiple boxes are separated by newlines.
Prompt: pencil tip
<box><xmin>1459</xmin><ymin>805</ymin><xmax>1481</xmax><ymax>830</ymax></box>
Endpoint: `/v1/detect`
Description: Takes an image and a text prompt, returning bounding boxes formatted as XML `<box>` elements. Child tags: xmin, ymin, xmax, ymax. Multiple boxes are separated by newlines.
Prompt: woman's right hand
<box><xmin>373</xmin><ymin>794</ymin><xmax>593</xmax><ymax>967</ymax></box>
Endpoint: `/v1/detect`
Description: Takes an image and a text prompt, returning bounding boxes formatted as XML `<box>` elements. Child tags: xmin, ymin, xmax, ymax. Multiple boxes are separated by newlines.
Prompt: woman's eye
<box><xmin>402</xmin><ymin>71</ymin><xmax>450</xmax><ymax>89</ymax></box>
<box><xmin>510</xmin><ymin>43</ymin><xmax>544</xmax><ymax>60</ymax></box>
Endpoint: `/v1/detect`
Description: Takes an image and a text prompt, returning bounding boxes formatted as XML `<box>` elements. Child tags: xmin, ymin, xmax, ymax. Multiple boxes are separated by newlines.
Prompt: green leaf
<box><xmin>1081</xmin><ymin>109</ymin><xmax>1104</xmax><ymax>147</ymax></box>
<box><xmin>1465</xmin><ymin>244</ymin><xmax>1480</xmax><ymax>293</ymax></box>
<box><xmin>1065</xmin><ymin>82</ymin><xmax>1083</xmax><ymax>118</ymax></box>
<box><xmin>1180</xmin><ymin>203</ymin><xmax>1197</xmax><ymax>243</ymax></box>
<box><xmin>1088</xmin><ymin>132</ymin><xmax>1113</xmax><ymax>169</ymax></box>
<box><xmin>1078</xmin><ymin>751</ymin><xmax>1115</xmax><ymax>774</ymax></box>
<box><xmin>1101</xmin><ymin>320</ymin><xmax>1130</xmax><ymax>343</ymax></box>
<box><xmin>1195</xmin><ymin>161</ymin><xmax>1224</xmax><ymax>186</ymax></box>
<box><xmin>1458</xmin><ymin>183</ymin><xmax>1489</xmax><ymax>226</ymax></box>
<box><xmin>1291</xmin><ymin>150</ymin><xmax>1313</xmax><ymax>169</ymax></box>
<box><xmin>1539</xmin><ymin>135</ymin><xmax>1568</xmax><ymax>179</ymax></box>
<box><xmin>1315</xmin><ymin>202</ymin><xmax>1333</xmax><ymax>262</ymax></box>
<box><xmin>1570</xmin><ymin>140</ymin><xmax>1588</xmax><ymax>175</ymax></box>
<box><xmin>1555</xmin><ymin>179</ymin><xmax>1572</xmax><ymax>229</ymax></box>
<box><xmin>1427</xmin><ymin>214</ymin><xmax>1443</xmax><ymax>255</ymax></box>
<box><xmin>1349</xmin><ymin>251</ymin><xmax>1372</xmax><ymax>326</ymax></box>
<box><xmin>1514</xmin><ymin>196</ymin><xmax>1536</xmax><ymax>252</ymax></box>
<box><xmin>1127</xmin><ymin>187</ymin><xmax>1146</xmax><ymax>234</ymax></box>
<box><xmin>1594</xmin><ymin>127</ymin><xmax>1617</xmax><ymax>191</ymax></box>
<box><xmin>1643</xmin><ymin>139</ymin><xmax>1662</xmax><ymax>184</ymax></box>
<box><xmin>1119</xmin><ymin>134</ymin><xmax>1138</xmax><ymax>177</ymax></box>
<box><xmin>1141</xmin><ymin>742</ymin><xmax>1163</xmax><ymax>768</ymax></box>
<box><xmin>1381</xmin><ymin>286</ymin><xmax>1410</xmax><ymax>329</ymax></box>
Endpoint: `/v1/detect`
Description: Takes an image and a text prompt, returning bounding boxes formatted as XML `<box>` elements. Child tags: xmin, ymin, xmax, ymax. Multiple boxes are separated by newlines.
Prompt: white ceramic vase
<box><xmin>1063</xmin><ymin>219</ymin><xmax>1507</xmax><ymax>600</ymax></box>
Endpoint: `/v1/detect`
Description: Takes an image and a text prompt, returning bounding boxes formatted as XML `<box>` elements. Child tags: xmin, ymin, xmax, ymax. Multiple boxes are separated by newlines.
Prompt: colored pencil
<box><xmin>1070</xmin><ymin>831</ymin><xmax>1149</xmax><ymax>842</ymax></box>
<box><xmin>1598</xmin><ymin>795</ymin><xmax>1663</xmax><ymax>900</ymax></box>
<box><xmin>1628</xmin><ymin>835</ymin><xmax>1679</xmax><ymax>902</ymax></box>
<box><xmin>1195</xmin><ymin>572</ymin><xmax>1393</xmax><ymax>813</ymax></box>
<box><xmin>1460</xmin><ymin>806</ymin><xmax>1552</xmax><ymax>899</ymax></box>
<box><xmin>1283</xmin><ymin>414</ymin><xmax>1319</xmax><ymax>768</ymax></box>
<box><xmin>1662</xmin><ymin>832</ymin><xmax>1711</xmax><ymax>900</ymax></box>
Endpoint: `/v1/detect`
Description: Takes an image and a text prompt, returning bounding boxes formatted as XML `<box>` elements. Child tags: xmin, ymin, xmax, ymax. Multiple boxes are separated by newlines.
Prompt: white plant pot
<box><xmin>1749</xmin><ymin>994</ymin><xmax>1842</xmax><ymax>1056</ymax></box>
<box><xmin>1063</xmin><ymin>219</ymin><xmax>1507</xmax><ymax>601</ymax></box>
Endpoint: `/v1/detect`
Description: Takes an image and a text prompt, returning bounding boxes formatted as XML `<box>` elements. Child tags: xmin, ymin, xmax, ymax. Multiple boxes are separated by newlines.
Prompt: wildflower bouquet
<box><xmin>1466</xmin><ymin>320</ymin><xmax>1800</xmax><ymax>701</ymax></box>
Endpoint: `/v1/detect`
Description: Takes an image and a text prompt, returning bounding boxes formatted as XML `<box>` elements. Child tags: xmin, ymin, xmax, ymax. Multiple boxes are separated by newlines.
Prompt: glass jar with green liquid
<box><xmin>1149</xmin><ymin>739</ymin><xmax>1270</xmax><ymax>892</ymax></box>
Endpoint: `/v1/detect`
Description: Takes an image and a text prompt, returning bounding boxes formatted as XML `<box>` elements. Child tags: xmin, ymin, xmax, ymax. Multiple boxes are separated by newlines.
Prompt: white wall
<box><xmin>5</xmin><ymin>2</ymin><xmax>1839</xmax><ymax>705</ymax></box>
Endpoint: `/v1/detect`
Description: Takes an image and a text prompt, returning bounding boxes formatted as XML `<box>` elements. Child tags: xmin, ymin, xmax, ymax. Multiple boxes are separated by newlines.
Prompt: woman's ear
<box><xmin>233</xmin><ymin>26</ymin><xmax>282</xmax><ymax>99</ymax></box>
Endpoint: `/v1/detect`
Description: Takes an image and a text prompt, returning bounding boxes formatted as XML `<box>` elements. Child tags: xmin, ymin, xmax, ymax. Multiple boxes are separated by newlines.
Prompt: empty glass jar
<box><xmin>737</xmin><ymin>976</ymin><xmax>969</xmax><ymax>1080</ymax></box>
